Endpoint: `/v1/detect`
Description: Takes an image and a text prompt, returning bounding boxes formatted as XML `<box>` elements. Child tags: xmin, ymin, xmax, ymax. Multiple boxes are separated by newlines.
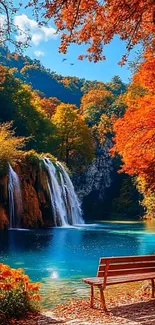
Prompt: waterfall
<box><xmin>43</xmin><ymin>158</ymin><xmax>68</xmax><ymax>226</ymax></box>
<box><xmin>8</xmin><ymin>164</ymin><xmax>23</xmax><ymax>228</ymax></box>
<box><xmin>43</xmin><ymin>158</ymin><xmax>84</xmax><ymax>226</ymax></box>
<box><xmin>57</xmin><ymin>162</ymin><xmax>84</xmax><ymax>225</ymax></box>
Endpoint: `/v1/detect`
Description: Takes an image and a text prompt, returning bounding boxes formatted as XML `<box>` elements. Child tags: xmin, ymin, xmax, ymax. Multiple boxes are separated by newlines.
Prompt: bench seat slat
<box><xmin>98</xmin><ymin>261</ymin><xmax>155</xmax><ymax>271</ymax></box>
<box><xmin>83</xmin><ymin>271</ymin><xmax>155</xmax><ymax>286</ymax></box>
<box><xmin>100</xmin><ymin>255</ymin><xmax>155</xmax><ymax>264</ymax></box>
<box><xmin>98</xmin><ymin>267</ymin><xmax>155</xmax><ymax>277</ymax></box>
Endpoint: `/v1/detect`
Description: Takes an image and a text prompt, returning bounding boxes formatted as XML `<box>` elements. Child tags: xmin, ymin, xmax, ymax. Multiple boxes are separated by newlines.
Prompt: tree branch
<box><xmin>0</xmin><ymin>0</ymin><xmax>10</xmax><ymax>37</ymax></box>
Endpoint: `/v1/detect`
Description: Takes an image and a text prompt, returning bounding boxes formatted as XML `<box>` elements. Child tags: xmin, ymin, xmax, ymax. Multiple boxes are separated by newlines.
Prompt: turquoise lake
<box><xmin>1</xmin><ymin>221</ymin><xmax>155</xmax><ymax>306</ymax></box>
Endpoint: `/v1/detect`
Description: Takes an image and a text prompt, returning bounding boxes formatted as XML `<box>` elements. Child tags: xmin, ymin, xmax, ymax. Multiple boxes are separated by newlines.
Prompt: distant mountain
<box><xmin>0</xmin><ymin>46</ymin><xmax>127</xmax><ymax>106</ymax></box>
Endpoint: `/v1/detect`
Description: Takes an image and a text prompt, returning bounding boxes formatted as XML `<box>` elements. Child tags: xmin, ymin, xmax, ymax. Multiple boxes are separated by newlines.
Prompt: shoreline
<box><xmin>2</xmin><ymin>281</ymin><xmax>153</xmax><ymax>325</ymax></box>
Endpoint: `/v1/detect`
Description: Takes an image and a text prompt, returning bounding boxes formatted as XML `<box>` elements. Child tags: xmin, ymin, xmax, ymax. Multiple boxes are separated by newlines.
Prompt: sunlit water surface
<box><xmin>1</xmin><ymin>220</ymin><xmax>155</xmax><ymax>306</ymax></box>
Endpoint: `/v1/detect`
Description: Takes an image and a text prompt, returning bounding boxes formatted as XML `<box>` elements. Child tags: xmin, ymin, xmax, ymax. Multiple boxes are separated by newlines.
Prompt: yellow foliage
<box><xmin>80</xmin><ymin>89</ymin><xmax>114</xmax><ymax>125</ymax></box>
<box><xmin>137</xmin><ymin>176</ymin><xmax>155</xmax><ymax>219</ymax></box>
<box><xmin>0</xmin><ymin>122</ymin><xmax>26</xmax><ymax>166</ymax></box>
<box><xmin>93</xmin><ymin>114</ymin><xmax>114</xmax><ymax>144</ymax></box>
<box><xmin>52</xmin><ymin>103</ymin><xmax>94</xmax><ymax>169</ymax></box>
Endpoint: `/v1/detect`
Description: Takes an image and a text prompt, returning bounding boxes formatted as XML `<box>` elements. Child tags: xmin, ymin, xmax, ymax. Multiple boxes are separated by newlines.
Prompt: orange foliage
<box><xmin>81</xmin><ymin>89</ymin><xmax>113</xmax><ymax>111</ymax></box>
<box><xmin>112</xmin><ymin>55</ymin><xmax>155</xmax><ymax>191</ymax></box>
<box><xmin>61</xmin><ymin>77</ymin><xmax>72</xmax><ymax>87</ymax></box>
<box><xmin>112</xmin><ymin>95</ymin><xmax>155</xmax><ymax>188</ymax></box>
<box><xmin>0</xmin><ymin>263</ymin><xmax>40</xmax><ymax>300</ymax></box>
<box><xmin>133</xmin><ymin>56</ymin><xmax>155</xmax><ymax>93</ymax></box>
<box><xmin>29</xmin><ymin>0</ymin><xmax>155</xmax><ymax>62</ymax></box>
<box><xmin>39</xmin><ymin>97</ymin><xmax>61</xmax><ymax>118</ymax></box>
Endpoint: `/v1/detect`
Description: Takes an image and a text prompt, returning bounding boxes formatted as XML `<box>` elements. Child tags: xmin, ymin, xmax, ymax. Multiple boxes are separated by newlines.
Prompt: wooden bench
<box><xmin>82</xmin><ymin>255</ymin><xmax>155</xmax><ymax>311</ymax></box>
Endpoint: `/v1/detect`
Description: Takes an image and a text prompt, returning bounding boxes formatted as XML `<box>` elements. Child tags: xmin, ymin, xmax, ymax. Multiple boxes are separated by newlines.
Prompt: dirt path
<box><xmin>52</xmin><ymin>298</ymin><xmax>155</xmax><ymax>325</ymax></box>
<box><xmin>2</xmin><ymin>283</ymin><xmax>155</xmax><ymax>325</ymax></box>
<box><xmin>3</xmin><ymin>297</ymin><xmax>155</xmax><ymax>325</ymax></box>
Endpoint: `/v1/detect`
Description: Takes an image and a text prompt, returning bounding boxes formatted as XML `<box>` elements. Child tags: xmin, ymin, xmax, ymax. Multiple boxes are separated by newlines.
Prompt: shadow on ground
<box><xmin>111</xmin><ymin>299</ymin><xmax>155</xmax><ymax>324</ymax></box>
<box><xmin>0</xmin><ymin>313</ymin><xmax>66</xmax><ymax>325</ymax></box>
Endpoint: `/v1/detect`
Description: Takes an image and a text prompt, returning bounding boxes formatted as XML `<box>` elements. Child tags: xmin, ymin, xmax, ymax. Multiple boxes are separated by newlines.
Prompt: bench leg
<box><xmin>90</xmin><ymin>285</ymin><xmax>94</xmax><ymax>308</ymax></box>
<box><xmin>151</xmin><ymin>279</ymin><xmax>155</xmax><ymax>298</ymax></box>
<box><xmin>99</xmin><ymin>286</ymin><xmax>107</xmax><ymax>312</ymax></box>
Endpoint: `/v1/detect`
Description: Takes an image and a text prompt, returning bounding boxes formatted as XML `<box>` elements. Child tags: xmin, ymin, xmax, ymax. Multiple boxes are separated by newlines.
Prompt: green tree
<box><xmin>106</xmin><ymin>76</ymin><xmax>127</xmax><ymax>96</ymax></box>
<box><xmin>80</xmin><ymin>89</ymin><xmax>114</xmax><ymax>126</ymax></box>
<box><xmin>0</xmin><ymin>69</ymin><xmax>57</xmax><ymax>153</ymax></box>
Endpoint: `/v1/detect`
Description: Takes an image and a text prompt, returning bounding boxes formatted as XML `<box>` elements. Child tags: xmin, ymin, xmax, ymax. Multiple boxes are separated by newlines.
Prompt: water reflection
<box><xmin>0</xmin><ymin>229</ymin><xmax>53</xmax><ymax>253</ymax></box>
<box><xmin>144</xmin><ymin>220</ymin><xmax>155</xmax><ymax>233</ymax></box>
<box><xmin>50</xmin><ymin>271</ymin><xmax>59</xmax><ymax>279</ymax></box>
<box><xmin>0</xmin><ymin>220</ymin><xmax>155</xmax><ymax>283</ymax></box>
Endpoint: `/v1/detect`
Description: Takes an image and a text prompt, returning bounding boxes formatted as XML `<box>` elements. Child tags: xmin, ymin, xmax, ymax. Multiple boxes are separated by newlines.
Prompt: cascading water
<box><xmin>43</xmin><ymin>158</ymin><xmax>84</xmax><ymax>226</ymax></box>
<box><xmin>8</xmin><ymin>164</ymin><xmax>23</xmax><ymax>228</ymax></box>
<box><xmin>43</xmin><ymin>158</ymin><xmax>68</xmax><ymax>226</ymax></box>
<box><xmin>57</xmin><ymin>162</ymin><xmax>84</xmax><ymax>225</ymax></box>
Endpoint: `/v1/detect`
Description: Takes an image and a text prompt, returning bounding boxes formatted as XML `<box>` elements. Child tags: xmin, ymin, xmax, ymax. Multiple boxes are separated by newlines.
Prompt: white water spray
<box><xmin>8</xmin><ymin>164</ymin><xmax>23</xmax><ymax>228</ymax></box>
<box><xmin>43</xmin><ymin>158</ymin><xmax>84</xmax><ymax>226</ymax></box>
<box><xmin>57</xmin><ymin>162</ymin><xmax>84</xmax><ymax>225</ymax></box>
<box><xmin>43</xmin><ymin>158</ymin><xmax>68</xmax><ymax>226</ymax></box>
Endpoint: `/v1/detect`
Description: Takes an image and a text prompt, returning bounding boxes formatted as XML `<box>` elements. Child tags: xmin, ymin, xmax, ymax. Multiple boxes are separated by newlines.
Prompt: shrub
<box><xmin>24</xmin><ymin>150</ymin><xmax>42</xmax><ymax>166</ymax></box>
<box><xmin>25</xmin><ymin>150</ymin><xmax>57</xmax><ymax>167</ymax></box>
<box><xmin>0</xmin><ymin>264</ymin><xmax>41</xmax><ymax>318</ymax></box>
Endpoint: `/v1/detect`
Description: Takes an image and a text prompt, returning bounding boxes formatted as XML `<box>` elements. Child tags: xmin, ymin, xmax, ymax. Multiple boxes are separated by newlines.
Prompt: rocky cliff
<box><xmin>73</xmin><ymin>139</ymin><xmax>114</xmax><ymax>219</ymax></box>
<box><xmin>0</xmin><ymin>153</ymin><xmax>83</xmax><ymax>229</ymax></box>
<box><xmin>73</xmin><ymin>138</ymin><xmax>142</xmax><ymax>220</ymax></box>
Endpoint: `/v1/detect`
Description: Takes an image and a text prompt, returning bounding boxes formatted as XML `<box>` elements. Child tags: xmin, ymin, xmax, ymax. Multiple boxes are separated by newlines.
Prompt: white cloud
<box><xmin>34</xmin><ymin>50</ymin><xmax>45</xmax><ymax>57</ymax></box>
<box><xmin>0</xmin><ymin>15</ymin><xmax>6</xmax><ymax>27</ymax></box>
<box><xmin>14</xmin><ymin>14</ymin><xmax>58</xmax><ymax>45</ymax></box>
<box><xmin>0</xmin><ymin>15</ymin><xmax>8</xmax><ymax>40</ymax></box>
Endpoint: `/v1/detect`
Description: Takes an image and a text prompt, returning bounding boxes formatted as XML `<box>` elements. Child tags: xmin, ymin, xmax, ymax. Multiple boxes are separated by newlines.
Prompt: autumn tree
<box><xmin>111</xmin><ymin>54</ymin><xmax>155</xmax><ymax>216</ymax></box>
<box><xmin>137</xmin><ymin>176</ymin><xmax>155</xmax><ymax>219</ymax></box>
<box><xmin>109</xmin><ymin>96</ymin><xmax>127</xmax><ymax>118</ymax></box>
<box><xmin>80</xmin><ymin>89</ymin><xmax>114</xmax><ymax>125</ymax></box>
<box><xmin>38</xmin><ymin>0</ymin><xmax>155</xmax><ymax>62</ymax></box>
<box><xmin>132</xmin><ymin>52</ymin><xmax>155</xmax><ymax>93</ymax></box>
<box><xmin>36</xmin><ymin>96</ymin><xmax>61</xmax><ymax>118</ymax></box>
<box><xmin>1</xmin><ymin>1</ymin><xmax>155</xmax><ymax>62</ymax></box>
<box><xmin>106</xmin><ymin>76</ymin><xmax>127</xmax><ymax>96</ymax></box>
<box><xmin>52</xmin><ymin>103</ymin><xmax>94</xmax><ymax>170</ymax></box>
<box><xmin>80</xmin><ymin>77</ymin><xmax>126</xmax><ymax>146</ymax></box>
<box><xmin>112</xmin><ymin>94</ymin><xmax>155</xmax><ymax>189</ymax></box>
<box><xmin>93</xmin><ymin>114</ymin><xmax>114</xmax><ymax>145</ymax></box>
<box><xmin>0</xmin><ymin>122</ymin><xmax>26</xmax><ymax>168</ymax></box>
<box><xmin>0</xmin><ymin>68</ymin><xmax>57</xmax><ymax>153</ymax></box>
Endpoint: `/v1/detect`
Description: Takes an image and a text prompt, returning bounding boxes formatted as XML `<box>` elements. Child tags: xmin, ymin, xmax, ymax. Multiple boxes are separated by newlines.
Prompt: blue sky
<box><xmin>27</xmin><ymin>36</ymin><xmax>137</xmax><ymax>84</ymax></box>
<box><xmin>9</xmin><ymin>3</ymin><xmax>138</xmax><ymax>84</ymax></box>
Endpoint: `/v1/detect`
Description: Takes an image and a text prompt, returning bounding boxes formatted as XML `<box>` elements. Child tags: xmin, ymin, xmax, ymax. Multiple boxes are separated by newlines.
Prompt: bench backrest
<box><xmin>97</xmin><ymin>255</ymin><xmax>155</xmax><ymax>287</ymax></box>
